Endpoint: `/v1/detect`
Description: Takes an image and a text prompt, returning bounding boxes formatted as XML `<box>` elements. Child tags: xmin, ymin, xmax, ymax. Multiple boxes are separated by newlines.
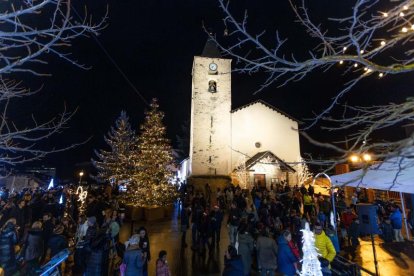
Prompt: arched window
<box><xmin>208</xmin><ymin>80</ymin><xmax>217</xmax><ymax>93</ymax></box>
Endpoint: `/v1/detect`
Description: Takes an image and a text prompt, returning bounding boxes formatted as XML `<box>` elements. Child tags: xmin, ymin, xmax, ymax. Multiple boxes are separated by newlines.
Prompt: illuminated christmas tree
<box><xmin>301</xmin><ymin>222</ymin><xmax>322</xmax><ymax>276</ymax></box>
<box><xmin>92</xmin><ymin>111</ymin><xmax>136</xmax><ymax>184</ymax></box>
<box><xmin>123</xmin><ymin>99</ymin><xmax>177</xmax><ymax>207</ymax></box>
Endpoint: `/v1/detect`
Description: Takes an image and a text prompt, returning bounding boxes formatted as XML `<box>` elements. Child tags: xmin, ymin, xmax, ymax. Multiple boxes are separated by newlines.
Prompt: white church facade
<box><xmin>181</xmin><ymin>39</ymin><xmax>301</xmax><ymax>190</ymax></box>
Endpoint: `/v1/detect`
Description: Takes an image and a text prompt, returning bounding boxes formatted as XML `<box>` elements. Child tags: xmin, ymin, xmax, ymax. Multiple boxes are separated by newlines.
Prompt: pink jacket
<box><xmin>156</xmin><ymin>259</ymin><xmax>170</xmax><ymax>276</ymax></box>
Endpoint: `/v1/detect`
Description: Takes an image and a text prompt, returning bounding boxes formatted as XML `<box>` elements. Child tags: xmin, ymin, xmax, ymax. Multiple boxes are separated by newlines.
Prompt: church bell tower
<box><xmin>189</xmin><ymin>38</ymin><xmax>232</xmax><ymax>176</ymax></box>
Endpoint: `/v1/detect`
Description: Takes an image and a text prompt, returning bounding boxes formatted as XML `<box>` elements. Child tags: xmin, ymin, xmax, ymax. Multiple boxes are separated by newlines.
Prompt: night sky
<box><xmin>14</xmin><ymin>0</ymin><xmax>413</xmax><ymax>179</ymax></box>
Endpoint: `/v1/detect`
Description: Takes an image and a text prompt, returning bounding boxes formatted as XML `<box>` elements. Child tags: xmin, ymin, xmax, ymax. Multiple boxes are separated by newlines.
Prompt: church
<box><xmin>180</xmin><ymin>39</ymin><xmax>302</xmax><ymax>190</ymax></box>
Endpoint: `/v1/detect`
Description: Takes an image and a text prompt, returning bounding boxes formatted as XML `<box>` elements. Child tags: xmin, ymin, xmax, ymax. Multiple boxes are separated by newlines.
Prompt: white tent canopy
<box><xmin>330</xmin><ymin>154</ymin><xmax>414</xmax><ymax>194</ymax></box>
<box><xmin>330</xmin><ymin>153</ymin><xmax>414</xmax><ymax>239</ymax></box>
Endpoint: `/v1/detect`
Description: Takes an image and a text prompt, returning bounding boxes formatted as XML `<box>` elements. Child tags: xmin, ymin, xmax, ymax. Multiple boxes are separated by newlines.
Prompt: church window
<box><xmin>208</xmin><ymin>80</ymin><xmax>217</xmax><ymax>93</ymax></box>
<box><xmin>255</xmin><ymin>142</ymin><xmax>262</xmax><ymax>148</ymax></box>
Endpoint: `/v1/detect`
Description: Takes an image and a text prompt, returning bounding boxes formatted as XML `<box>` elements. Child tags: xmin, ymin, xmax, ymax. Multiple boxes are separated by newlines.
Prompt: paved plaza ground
<box><xmin>119</xmin><ymin>204</ymin><xmax>414</xmax><ymax>276</ymax></box>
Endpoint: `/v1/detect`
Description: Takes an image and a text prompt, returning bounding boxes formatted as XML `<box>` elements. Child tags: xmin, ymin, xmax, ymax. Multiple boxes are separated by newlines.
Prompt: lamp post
<box><xmin>348</xmin><ymin>152</ymin><xmax>379</xmax><ymax>276</ymax></box>
<box><xmin>79</xmin><ymin>171</ymin><xmax>84</xmax><ymax>185</ymax></box>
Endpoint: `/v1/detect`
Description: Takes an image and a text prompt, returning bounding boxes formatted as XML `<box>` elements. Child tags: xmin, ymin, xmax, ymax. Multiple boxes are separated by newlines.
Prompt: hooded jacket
<box><xmin>277</xmin><ymin>235</ymin><xmax>298</xmax><ymax>276</ymax></box>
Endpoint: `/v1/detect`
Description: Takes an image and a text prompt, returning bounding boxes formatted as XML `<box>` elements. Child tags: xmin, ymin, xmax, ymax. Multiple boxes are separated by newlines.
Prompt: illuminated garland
<box><xmin>300</xmin><ymin>222</ymin><xmax>322</xmax><ymax>276</ymax></box>
<box><xmin>121</xmin><ymin>99</ymin><xmax>178</xmax><ymax>207</ymax></box>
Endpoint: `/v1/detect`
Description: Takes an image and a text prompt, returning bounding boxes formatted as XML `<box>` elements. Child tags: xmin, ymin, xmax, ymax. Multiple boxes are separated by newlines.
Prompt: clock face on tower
<box><xmin>209</xmin><ymin>63</ymin><xmax>218</xmax><ymax>71</ymax></box>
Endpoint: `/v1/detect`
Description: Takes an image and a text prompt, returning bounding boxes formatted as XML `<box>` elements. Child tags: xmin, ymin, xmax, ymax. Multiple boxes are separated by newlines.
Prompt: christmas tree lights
<box><xmin>122</xmin><ymin>99</ymin><xmax>178</xmax><ymax>207</ymax></box>
<box><xmin>300</xmin><ymin>223</ymin><xmax>322</xmax><ymax>276</ymax></box>
<box><xmin>92</xmin><ymin>111</ymin><xmax>136</xmax><ymax>184</ymax></box>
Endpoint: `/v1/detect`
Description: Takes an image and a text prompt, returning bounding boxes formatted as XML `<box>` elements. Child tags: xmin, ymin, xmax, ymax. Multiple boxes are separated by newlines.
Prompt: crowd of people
<box><xmin>0</xmin><ymin>185</ymin><xmax>171</xmax><ymax>276</ymax></box>
<box><xmin>0</xmin><ymin>181</ymin><xmax>410</xmax><ymax>276</ymax></box>
<box><xmin>179</xmin><ymin>182</ymin><xmax>410</xmax><ymax>276</ymax></box>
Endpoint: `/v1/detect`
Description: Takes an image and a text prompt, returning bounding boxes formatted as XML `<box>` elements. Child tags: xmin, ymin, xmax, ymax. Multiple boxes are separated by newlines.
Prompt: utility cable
<box><xmin>71</xmin><ymin>5</ymin><xmax>149</xmax><ymax>106</ymax></box>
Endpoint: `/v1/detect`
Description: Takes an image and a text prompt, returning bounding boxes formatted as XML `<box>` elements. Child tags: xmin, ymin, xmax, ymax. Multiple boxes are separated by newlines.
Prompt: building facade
<box><xmin>186</xmin><ymin>39</ymin><xmax>301</xmax><ymax>189</ymax></box>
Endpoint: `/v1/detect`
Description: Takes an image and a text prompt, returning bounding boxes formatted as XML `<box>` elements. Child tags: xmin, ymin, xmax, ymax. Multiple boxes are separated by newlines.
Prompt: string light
<box><xmin>382</xmin><ymin>12</ymin><xmax>388</xmax><ymax>17</ymax></box>
<box><xmin>354</xmin><ymin>63</ymin><xmax>358</xmax><ymax>68</ymax></box>
<box><xmin>339</xmin><ymin>60</ymin><xmax>344</xmax><ymax>64</ymax></box>
<box><xmin>380</xmin><ymin>41</ymin><xmax>386</xmax><ymax>46</ymax></box>
<box><xmin>402</xmin><ymin>27</ymin><xmax>408</xmax><ymax>33</ymax></box>
<box><xmin>360</xmin><ymin>50</ymin><xmax>364</xmax><ymax>54</ymax></box>
<box><xmin>364</xmin><ymin>67</ymin><xmax>368</xmax><ymax>71</ymax></box>
<box><xmin>400</xmin><ymin>12</ymin><xmax>405</xmax><ymax>17</ymax></box>
<box><xmin>411</xmin><ymin>25</ymin><xmax>414</xmax><ymax>30</ymax></box>
<box><xmin>379</xmin><ymin>73</ymin><xmax>384</xmax><ymax>78</ymax></box>
<box><xmin>343</xmin><ymin>46</ymin><xmax>347</xmax><ymax>52</ymax></box>
<box><xmin>403</xmin><ymin>5</ymin><xmax>409</xmax><ymax>10</ymax></box>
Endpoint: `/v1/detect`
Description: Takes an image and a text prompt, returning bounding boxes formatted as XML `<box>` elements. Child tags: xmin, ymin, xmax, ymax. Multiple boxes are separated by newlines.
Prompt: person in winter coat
<box><xmin>10</xmin><ymin>200</ymin><xmax>25</xmax><ymax>238</ymax></box>
<box><xmin>137</xmin><ymin>227</ymin><xmax>151</xmax><ymax>276</ymax></box>
<box><xmin>0</xmin><ymin>219</ymin><xmax>18</xmax><ymax>276</ymax></box>
<box><xmin>237</xmin><ymin>223</ymin><xmax>254</xmax><ymax>276</ymax></box>
<box><xmin>222</xmin><ymin>245</ymin><xmax>244</xmax><ymax>276</ymax></box>
<box><xmin>303</xmin><ymin>192</ymin><xmax>314</xmax><ymax>218</ymax></box>
<box><xmin>47</xmin><ymin>224</ymin><xmax>68</xmax><ymax>258</ymax></box>
<box><xmin>156</xmin><ymin>250</ymin><xmax>170</xmax><ymax>276</ymax></box>
<box><xmin>256</xmin><ymin>228</ymin><xmax>278</xmax><ymax>276</ymax></box>
<box><xmin>123</xmin><ymin>234</ymin><xmax>144</xmax><ymax>276</ymax></box>
<box><xmin>210</xmin><ymin>205</ymin><xmax>224</xmax><ymax>248</ymax></box>
<box><xmin>380</xmin><ymin>217</ymin><xmax>394</xmax><ymax>243</ymax></box>
<box><xmin>390</xmin><ymin>205</ymin><xmax>404</xmax><ymax>242</ymax></box>
<box><xmin>277</xmin><ymin>230</ymin><xmax>299</xmax><ymax>276</ymax></box>
<box><xmin>340</xmin><ymin>207</ymin><xmax>357</xmax><ymax>245</ymax></box>
<box><xmin>181</xmin><ymin>204</ymin><xmax>190</xmax><ymax>247</ymax></box>
<box><xmin>24</xmin><ymin>221</ymin><xmax>44</xmax><ymax>275</ymax></box>
<box><xmin>84</xmin><ymin>226</ymin><xmax>109</xmax><ymax>276</ymax></box>
<box><xmin>314</xmin><ymin>223</ymin><xmax>336</xmax><ymax>275</ymax></box>
<box><xmin>227</xmin><ymin>202</ymin><xmax>242</xmax><ymax>247</ymax></box>
<box><xmin>348</xmin><ymin>218</ymin><xmax>360</xmax><ymax>247</ymax></box>
<box><xmin>325</xmin><ymin>226</ymin><xmax>340</xmax><ymax>253</ymax></box>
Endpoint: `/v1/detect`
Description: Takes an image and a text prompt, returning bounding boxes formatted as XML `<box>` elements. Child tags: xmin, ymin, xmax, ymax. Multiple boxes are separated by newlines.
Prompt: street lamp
<box><xmin>362</xmin><ymin>153</ymin><xmax>372</xmax><ymax>162</ymax></box>
<box><xmin>79</xmin><ymin>171</ymin><xmax>84</xmax><ymax>185</ymax></box>
<box><xmin>349</xmin><ymin>154</ymin><xmax>360</xmax><ymax>163</ymax></box>
<box><xmin>349</xmin><ymin>152</ymin><xmax>373</xmax><ymax>165</ymax></box>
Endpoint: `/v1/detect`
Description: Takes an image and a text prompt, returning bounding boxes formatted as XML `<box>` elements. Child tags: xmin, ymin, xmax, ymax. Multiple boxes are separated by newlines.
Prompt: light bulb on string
<box><xmin>343</xmin><ymin>46</ymin><xmax>347</xmax><ymax>52</ymax></box>
<box><xmin>339</xmin><ymin>60</ymin><xmax>344</xmax><ymax>65</ymax></box>
<box><xmin>402</xmin><ymin>27</ymin><xmax>408</xmax><ymax>32</ymax></box>
<box><xmin>379</xmin><ymin>73</ymin><xmax>384</xmax><ymax>78</ymax></box>
<box><xmin>404</xmin><ymin>5</ymin><xmax>409</xmax><ymax>10</ymax></box>
<box><xmin>360</xmin><ymin>50</ymin><xmax>364</xmax><ymax>54</ymax></box>
<box><xmin>400</xmin><ymin>12</ymin><xmax>405</xmax><ymax>17</ymax></box>
<box><xmin>411</xmin><ymin>25</ymin><xmax>414</xmax><ymax>30</ymax></box>
<box><xmin>380</xmin><ymin>41</ymin><xmax>386</xmax><ymax>46</ymax></box>
<box><xmin>354</xmin><ymin>63</ymin><xmax>358</xmax><ymax>68</ymax></box>
<box><xmin>382</xmin><ymin>12</ymin><xmax>388</xmax><ymax>17</ymax></box>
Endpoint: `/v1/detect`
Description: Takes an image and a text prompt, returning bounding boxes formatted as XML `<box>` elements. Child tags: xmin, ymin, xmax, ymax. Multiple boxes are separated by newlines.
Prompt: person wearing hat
<box><xmin>123</xmin><ymin>234</ymin><xmax>144</xmax><ymax>276</ymax></box>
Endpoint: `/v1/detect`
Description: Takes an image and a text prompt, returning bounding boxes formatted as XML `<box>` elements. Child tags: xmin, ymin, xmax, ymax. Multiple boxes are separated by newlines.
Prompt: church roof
<box><xmin>201</xmin><ymin>37</ymin><xmax>222</xmax><ymax>58</ymax></box>
<box><xmin>245</xmin><ymin>151</ymin><xmax>296</xmax><ymax>172</ymax></box>
<box><xmin>231</xmin><ymin>99</ymin><xmax>300</xmax><ymax>123</ymax></box>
